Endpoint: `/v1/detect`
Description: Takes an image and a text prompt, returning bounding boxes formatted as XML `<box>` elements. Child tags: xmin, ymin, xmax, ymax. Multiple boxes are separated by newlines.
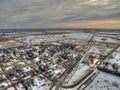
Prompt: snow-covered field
<box><xmin>89</xmin><ymin>43</ymin><xmax>116</xmax><ymax>56</ymax></box>
<box><xmin>85</xmin><ymin>71</ymin><xmax>120</xmax><ymax>90</ymax></box>
<box><xmin>0</xmin><ymin>74</ymin><xmax>11</xmax><ymax>88</ymax></box>
<box><xmin>93</xmin><ymin>36</ymin><xmax>120</xmax><ymax>44</ymax></box>
<box><xmin>16</xmin><ymin>83</ymin><xmax>26</xmax><ymax>90</ymax></box>
<box><xmin>16</xmin><ymin>32</ymin><xmax>92</xmax><ymax>45</ymax></box>
<box><xmin>25</xmin><ymin>75</ymin><xmax>53</xmax><ymax>90</ymax></box>
<box><xmin>63</xmin><ymin>64</ymin><xmax>90</xmax><ymax>86</ymax></box>
<box><xmin>99</xmin><ymin>47</ymin><xmax>120</xmax><ymax>74</ymax></box>
<box><xmin>46</xmin><ymin>66</ymin><xmax>65</xmax><ymax>79</ymax></box>
<box><xmin>0</xmin><ymin>31</ymin><xmax>120</xmax><ymax>90</ymax></box>
<box><xmin>6</xmin><ymin>87</ymin><xmax>15</xmax><ymax>90</ymax></box>
<box><xmin>15</xmin><ymin>75</ymin><xmax>53</xmax><ymax>90</ymax></box>
<box><xmin>107</xmin><ymin>47</ymin><xmax>120</xmax><ymax>66</ymax></box>
<box><xmin>0</xmin><ymin>40</ymin><xmax>23</xmax><ymax>49</ymax></box>
<box><xmin>32</xmin><ymin>76</ymin><xmax>52</xmax><ymax>90</ymax></box>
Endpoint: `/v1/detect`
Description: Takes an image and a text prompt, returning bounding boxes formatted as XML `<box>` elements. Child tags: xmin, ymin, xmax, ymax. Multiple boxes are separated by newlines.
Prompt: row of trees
<box><xmin>98</xmin><ymin>61</ymin><xmax>120</xmax><ymax>77</ymax></box>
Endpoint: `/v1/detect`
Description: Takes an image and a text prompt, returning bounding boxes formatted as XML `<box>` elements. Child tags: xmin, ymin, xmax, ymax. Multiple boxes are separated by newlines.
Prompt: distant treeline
<box><xmin>0</xmin><ymin>28</ymin><xmax>120</xmax><ymax>32</ymax></box>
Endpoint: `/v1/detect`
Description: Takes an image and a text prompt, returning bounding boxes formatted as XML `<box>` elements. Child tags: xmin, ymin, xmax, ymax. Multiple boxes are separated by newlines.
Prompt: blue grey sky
<box><xmin>0</xmin><ymin>0</ymin><xmax>120</xmax><ymax>29</ymax></box>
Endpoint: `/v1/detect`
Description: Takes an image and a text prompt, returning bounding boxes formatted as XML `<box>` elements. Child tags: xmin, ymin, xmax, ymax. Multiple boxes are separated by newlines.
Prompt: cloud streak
<box><xmin>0</xmin><ymin>0</ymin><xmax>120</xmax><ymax>28</ymax></box>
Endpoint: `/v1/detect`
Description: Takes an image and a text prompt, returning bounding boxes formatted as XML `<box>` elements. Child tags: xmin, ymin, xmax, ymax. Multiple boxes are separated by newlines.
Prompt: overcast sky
<box><xmin>0</xmin><ymin>0</ymin><xmax>120</xmax><ymax>29</ymax></box>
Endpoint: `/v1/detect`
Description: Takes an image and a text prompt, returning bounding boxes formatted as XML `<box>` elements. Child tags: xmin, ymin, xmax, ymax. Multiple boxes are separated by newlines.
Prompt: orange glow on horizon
<box><xmin>60</xmin><ymin>20</ymin><xmax>120</xmax><ymax>29</ymax></box>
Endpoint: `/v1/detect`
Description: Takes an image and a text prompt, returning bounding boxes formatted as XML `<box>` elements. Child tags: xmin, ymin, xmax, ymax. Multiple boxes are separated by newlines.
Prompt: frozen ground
<box><xmin>89</xmin><ymin>43</ymin><xmax>116</xmax><ymax>56</ymax></box>
<box><xmin>6</xmin><ymin>87</ymin><xmax>15</xmax><ymax>90</ymax></box>
<box><xmin>0</xmin><ymin>40</ymin><xmax>23</xmax><ymax>49</ymax></box>
<box><xmin>26</xmin><ymin>75</ymin><xmax>53</xmax><ymax>90</ymax></box>
<box><xmin>107</xmin><ymin>47</ymin><xmax>120</xmax><ymax>66</ymax></box>
<box><xmin>93</xmin><ymin>36</ymin><xmax>120</xmax><ymax>44</ymax></box>
<box><xmin>0</xmin><ymin>75</ymin><xmax>11</xmax><ymax>87</ymax></box>
<box><xmin>0</xmin><ymin>31</ymin><xmax>120</xmax><ymax>90</ymax></box>
<box><xmin>99</xmin><ymin>47</ymin><xmax>120</xmax><ymax>74</ymax></box>
<box><xmin>63</xmin><ymin>64</ymin><xmax>90</xmax><ymax>86</ymax></box>
<box><xmin>16</xmin><ymin>83</ymin><xmax>26</xmax><ymax>90</ymax></box>
<box><xmin>85</xmin><ymin>71</ymin><xmax>120</xmax><ymax>90</ymax></box>
<box><xmin>16</xmin><ymin>32</ymin><xmax>92</xmax><ymax>45</ymax></box>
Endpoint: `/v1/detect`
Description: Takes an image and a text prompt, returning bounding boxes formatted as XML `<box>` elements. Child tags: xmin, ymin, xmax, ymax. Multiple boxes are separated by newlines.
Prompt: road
<box><xmin>54</xmin><ymin>33</ymin><xmax>95</xmax><ymax>90</ymax></box>
<box><xmin>53</xmin><ymin>33</ymin><xmax>120</xmax><ymax>90</ymax></box>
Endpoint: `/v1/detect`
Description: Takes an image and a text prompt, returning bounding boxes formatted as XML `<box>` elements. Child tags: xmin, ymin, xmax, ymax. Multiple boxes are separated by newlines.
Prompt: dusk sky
<box><xmin>0</xmin><ymin>0</ymin><xmax>120</xmax><ymax>29</ymax></box>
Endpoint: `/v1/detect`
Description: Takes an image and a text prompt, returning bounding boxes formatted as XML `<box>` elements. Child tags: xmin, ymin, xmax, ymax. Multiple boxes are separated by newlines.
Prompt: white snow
<box><xmin>93</xmin><ymin>36</ymin><xmax>120</xmax><ymax>44</ymax></box>
<box><xmin>63</xmin><ymin>64</ymin><xmax>90</xmax><ymax>86</ymax></box>
<box><xmin>85</xmin><ymin>71</ymin><xmax>120</xmax><ymax>90</ymax></box>
<box><xmin>100</xmin><ymin>47</ymin><xmax>120</xmax><ymax>73</ymax></box>
<box><xmin>6</xmin><ymin>87</ymin><xmax>15</xmax><ymax>90</ymax></box>
<box><xmin>16</xmin><ymin>32</ymin><xmax>92</xmax><ymax>45</ymax></box>
<box><xmin>34</xmin><ymin>57</ymin><xmax>40</xmax><ymax>62</ymax></box>
<box><xmin>29</xmin><ymin>75</ymin><xmax>53</xmax><ymax>90</ymax></box>
<box><xmin>16</xmin><ymin>83</ymin><xmax>26</xmax><ymax>90</ymax></box>
<box><xmin>22</xmin><ymin>67</ymin><xmax>31</xmax><ymax>72</ymax></box>
<box><xmin>0</xmin><ymin>75</ymin><xmax>11</xmax><ymax>87</ymax></box>
<box><xmin>47</xmin><ymin>66</ymin><xmax>65</xmax><ymax>79</ymax></box>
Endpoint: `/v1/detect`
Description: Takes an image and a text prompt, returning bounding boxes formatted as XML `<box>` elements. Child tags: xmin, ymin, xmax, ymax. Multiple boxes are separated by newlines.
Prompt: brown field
<box><xmin>0</xmin><ymin>41</ymin><xmax>23</xmax><ymax>49</ymax></box>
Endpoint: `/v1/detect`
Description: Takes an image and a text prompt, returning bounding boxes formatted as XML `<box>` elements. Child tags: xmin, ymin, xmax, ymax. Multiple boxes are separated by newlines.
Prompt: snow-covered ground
<box><xmin>6</xmin><ymin>87</ymin><xmax>15</xmax><ymax>90</ymax></box>
<box><xmin>99</xmin><ymin>47</ymin><xmax>120</xmax><ymax>74</ymax></box>
<box><xmin>93</xmin><ymin>36</ymin><xmax>120</xmax><ymax>44</ymax></box>
<box><xmin>15</xmin><ymin>74</ymin><xmax>53</xmax><ymax>90</ymax></box>
<box><xmin>107</xmin><ymin>47</ymin><xmax>120</xmax><ymax>66</ymax></box>
<box><xmin>85</xmin><ymin>71</ymin><xmax>120</xmax><ymax>90</ymax></box>
<box><xmin>0</xmin><ymin>74</ymin><xmax>11</xmax><ymax>87</ymax></box>
<box><xmin>0</xmin><ymin>31</ymin><xmax>119</xmax><ymax>90</ymax></box>
<box><xmin>89</xmin><ymin>42</ymin><xmax>116</xmax><ymax>56</ymax></box>
<box><xmin>16</xmin><ymin>83</ymin><xmax>26</xmax><ymax>90</ymax></box>
<box><xmin>46</xmin><ymin>65</ymin><xmax>65</xmax><ymax>79</ymax></box>
<box><xmin>16</xmin><ymin>32</ymin><xmax>92</xmax><ymax>45</ymax></box>
<box><xmin>63</xmin><ymin>64</ymin><xmax>90</xmax><ymax>86</ymax></box>
<box><xmin>22</xmin><ymin>75</ymin><xmax>53</xmax><ymax>90</ymax></box>
<box><xmin>96</xmin><ymin>32</ymin><xmax>120</xmax><ymax>38</ymax></box>
<box><xmin>31</xmin><ymin>76</ymin><xmax>52</xmax><ymax>90</ymax></box>
<box><xmin>0</xmin><ymin>40</ymin><xmax>23</xmax><ymax>49</ymax></box>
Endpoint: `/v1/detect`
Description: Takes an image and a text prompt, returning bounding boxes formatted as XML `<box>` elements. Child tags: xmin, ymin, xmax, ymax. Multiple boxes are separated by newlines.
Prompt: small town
<box><xmin>0</xmin><ymin>31</ymin><xmax>120</xmax><ymax>90</ymax></box>
<box><xmin>0</xmin><ymin>0</ymin><xmax>120</xmax><ymax>90</ymax></box>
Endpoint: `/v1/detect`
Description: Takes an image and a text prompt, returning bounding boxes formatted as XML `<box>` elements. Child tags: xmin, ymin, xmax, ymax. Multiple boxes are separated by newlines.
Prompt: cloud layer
<box><xmin>0</xmin><ymin>0</ymin><xmax>120</xmax><ymax>28</ymax></box>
